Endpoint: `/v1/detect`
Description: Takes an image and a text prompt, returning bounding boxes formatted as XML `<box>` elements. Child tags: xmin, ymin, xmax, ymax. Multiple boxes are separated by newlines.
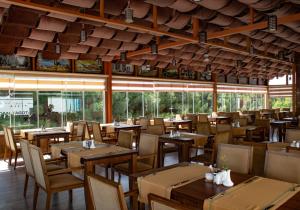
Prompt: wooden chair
<box><xmin>143</xmin><ymin>125</ymin><xmax>165</xmax><ymax>135</ymax></box>
<box><xmin>19</xmin><ymin>140</ymin><xmax>65</xmax><ymax>197</ymax></box>
<box><xmin>148</xmin><ymin>194</ymin><xmax>191</xmax><ymax>210</ymax></box>
<box><xmin>113</xmin><ymin>133</ymin><xmax>158</xmax><ymax>182</ymax></box>
<box><xmin>267</xmin><ymin>142</ymin><xmax>289</xmax><ymax>151</ymax></box>
<box><xmin>216</xmin><ymin>144</ymin><xmax>253</xmax><ymax>174</ymax></box>
<box><xmin>198</xmin><ymin>114</ymin><xmax>209</xmax><ymax>123</ymax></box>
<box><xmin>91</xmin><ymin>121</ymin><xmax>116</xmax><ymax>143</ymax></box>
<box><xmin>196</xmin><ymin>121</ymin><xmax>212</xmax><ymax>135</ymax></box>
<box><xmin>117</xmin><ymin>130</ymin><xmax>134</xmax><ymax>149</ymax></box>
<box><xmin>29</xmin><ymin>144</ymin><xmax>84</xmax><ymax>210</ymax></box>
<box><xmin>194</xmin><ymin>131</ymin><xmax>230</xmax><ymax>165</ymax></box>
<box><xmin>139</xmin><ymin>117</ymin><xmax>150</xmax><ymax>130</ymax></box>
<box><xmin>239</xmin><ymin>141</ymin><xmax>267</xmax><ymax>176</ymax></box>
<box><xmin>3</xmin><ymin>126</ymin><xmax>11</xmax><ymax>163</ymax></box>
<box><xmin>264</xmin><ymin>151</ymin><xmax>300</xmax><ymax>184</ymax></box>
<box><xmin>88</xmin><ymin>175</ymin><xmax>128</xmax><ymax>210</ymax></box>
<box><xmin>5</xmin><ymin>127</ymin><xmax>22</xmax><ymax>170</ymax></box>
<box><xmin>154</xmin><ymin>117</ymin><xmax>175</xmax><ymax>133</ymax></box>
<box><xmin>253</xmin><ymin>119</ymin><xmax>270</xmax><ymax>141</ymax></box>
<box><xmin>70</xmin><ymin>121</ymin><xmax>90</xmax><ymax>141</ymax></box>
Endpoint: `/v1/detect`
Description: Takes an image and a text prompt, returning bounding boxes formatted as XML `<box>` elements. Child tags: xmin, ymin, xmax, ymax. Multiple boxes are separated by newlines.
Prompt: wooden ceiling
<box><xmin>0</xmin><ymin>0</ymin><xmax>300</xmax><ymax>79</ymax></box>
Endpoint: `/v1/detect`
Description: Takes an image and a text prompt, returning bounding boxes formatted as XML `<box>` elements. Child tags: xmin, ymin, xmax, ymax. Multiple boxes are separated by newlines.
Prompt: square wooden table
<box><xmin>59</xmin><ymin>142</ymin><xmax>138</xmax><ymax>210</ymax></box>
<box><xmin>164</xmin><ymin>119</ymin><xmax>193</xmax><ymax>132</ymax></box>
<box><xmin>158</xmin><ymin>134</ymin><xmax>194</xmax><ymax>167</ymax></box>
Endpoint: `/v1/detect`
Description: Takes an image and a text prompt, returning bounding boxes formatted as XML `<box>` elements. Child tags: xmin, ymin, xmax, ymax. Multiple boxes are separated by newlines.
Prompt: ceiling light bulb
<box><xmin>151</xmin><ymin>42</ymin><xmax>158</xmax><ymax>55</ymax></box>
<box><xmin>199</xmin><ymin>31</ymin><xmax>207</xmax><ymax>44</ymax></box>
<box><xmin>268</xmin><ymin>15</ymin><xmax>277</xmax><ymax>32</ymax></box>
<box><xmin>203</xmin><ymin>53</ymin><xmax>209</xmax><ymax>62</ymax></box>
<box><xmin>120</xmin><ymin>51</ymin><xmax>127</xmax><ymax>62</ymax></box>
<box><xmin>80</xmin><ymin>24</ymin><xmax>87</xmax><ymax>42</ymax></box>
<box><xmin>55</xmin><ymin>39</ymin><xmax>61</xmax><ymax>54</ymax></box>
<box><xmin>125</xmin><ymin>7</ymin><xmax>134</xmax><ymax>23</ymax></box>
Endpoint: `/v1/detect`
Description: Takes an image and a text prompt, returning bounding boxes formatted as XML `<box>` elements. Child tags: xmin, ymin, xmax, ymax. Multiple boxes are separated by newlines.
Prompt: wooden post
<box><xmin>99</xmin><ymin>0</ymin><xmax>104</xmax><ymax>17</ymax></box>
<box><xmin>292</xmin><ymin>63</ymin><xmax>297</xmax><ymax>114</ymax></box>
<box><xmin>266</xmin><ymin>83</ymin><xmax>270</xmax><ymax>109</ymax></box>
<box><xmin>212</xmin><ymin>73</ymin><xmax>218</xmax><ymax>112</ymax></box>
<box><xmin>104</xmin><ymin>61</ymin><xmax>113</xmax><ymax>123</ymax></box>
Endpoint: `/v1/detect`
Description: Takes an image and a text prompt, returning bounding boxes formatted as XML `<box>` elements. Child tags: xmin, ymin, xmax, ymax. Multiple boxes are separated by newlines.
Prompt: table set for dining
<box><xmin>134</xmin><ymin>163</ymin><xmax>300</xmax><ymax>210</ymax></box>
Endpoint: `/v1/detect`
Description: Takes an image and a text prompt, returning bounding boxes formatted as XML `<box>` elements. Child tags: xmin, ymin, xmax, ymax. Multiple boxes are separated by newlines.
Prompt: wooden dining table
<box><xmin>134</xmin><ymin>163</ymin><xmax>300</xmax><ymax>210</ymax></box>
<box><xmin>158</xmin><ymin>134</ymin><xmax>194</xmax><ymax>167</ymax></box>
<box><xmin>52</xmin><ymin>141</ymin><xmax>138</xmax><ymax>210</ymax></box>
<box><xmin>164</xmin><ymin>119</ymin><xmax>193</xmax><ymax>132</ymax></box>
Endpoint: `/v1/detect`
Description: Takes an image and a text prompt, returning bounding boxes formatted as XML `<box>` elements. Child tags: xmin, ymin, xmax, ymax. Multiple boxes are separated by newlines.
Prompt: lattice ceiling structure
<box><xmin>0</xmin><ymin>0</ymin><xmax>300</xmax><ymax>79</ymax></box>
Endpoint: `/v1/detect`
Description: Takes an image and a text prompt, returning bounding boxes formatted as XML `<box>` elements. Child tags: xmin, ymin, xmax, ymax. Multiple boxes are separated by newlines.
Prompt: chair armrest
<box><xmin>47</xmin><ymin>166</ymin><xmax>83</xmax><ymax>176</ymax></box>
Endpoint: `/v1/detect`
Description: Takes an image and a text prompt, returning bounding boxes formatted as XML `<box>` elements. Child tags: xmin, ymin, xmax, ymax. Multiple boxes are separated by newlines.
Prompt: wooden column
<box><xmin>104</xmin><ymin>61</ymin><xmax>113</xmax><ymax>123</ymax></box>
<box><xmin>212</xmin><ymin>73</ymin><xmax>218</xmax><ymax>112</ymax></box>
<box><xmin>292</xmin><ymin>63</ymin><xmax>296</xmax><ymax>114</ymax></box>
<box><xmin>266</xmin><ymin>84</ymin><xmax>270</xmax><ymax>109</ymax></box>
<box><xmin>295</xmin><ymin>52</ymin><xmax>300</xmax><ymax>115</ymax></box>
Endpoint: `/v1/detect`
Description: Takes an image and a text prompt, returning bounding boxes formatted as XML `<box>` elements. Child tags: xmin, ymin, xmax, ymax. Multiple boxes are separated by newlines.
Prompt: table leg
<box><xmin>157</xmin><ymin>141</ymin><xmax>164</xmax><ymax>168</ymax></box>
<box><xmin>84</xmin><ymin>161</ymin><xmax>95</xmax><ymax>210</ymax></box>
<box><xmin>64</xmin><ymin>134</ymin><xmax>69</xmax><ymax>143</ymax></box>
<box><xmin>129</xmin><ymin>154</ymin><xmax>137</xmax><ymax>210</ymax></box>
<box><xmin>188</xmin><ymin>122</ymin><xmax>192</xmax><ymax>133</ymax></box>
<box><xmin>180</xmin><ymin>143</ymin><xmax>190</xmax><ymax>163</ymax></box>
<box><xmin>278</xmin><ymin>126</ymin><xmax>283</xmax><ymax>142</ymax></box>
<box><xmin>135</xmin><ymin>128</ymin><xmax>141</xmax><ymax>149</ymax></box>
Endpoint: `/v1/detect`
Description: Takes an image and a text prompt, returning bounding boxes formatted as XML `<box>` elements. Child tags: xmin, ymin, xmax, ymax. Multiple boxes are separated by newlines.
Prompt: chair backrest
<box><xmin>20</xmin><ymin>140</ymin><xmax>34</xmax><ymax>177</ymax></box>
<box><xmin>285</xmin><ymin>129</ymin><xmax>300</xmax><ymax>143</ymax></box>
<box><xmin>255</xmin><ymin>119</ymin><xmax>270</xmax><ymax>131</ymax></box>
<box><xmin>148</xmin><ymin>194</ymin><xmax>190</xmax><ymax>210</ymax></box>
<box><xmin>153</xmin><ymin>118</ymin><xmax>164</xmax><ymax>126</ymax></box>
<box><xmin>71</xmin><ymin>121</ymin><xmax>86</xmax><ymax>141</ymax></box>
<box><xmin>216</xmin><ymin>144</ymin><xmax>253</xmax><ymax>174</ymax></box>
<box><xmin>91</xmin><ymin>122</ymin><xmax>103</xmax><ymax>142</ymax></box>
<box><xmin>264</xmin><ymin>151</ymin><xmax>300</xmax><ymax>184</ymax></box>
<box><xmin>196</xmin><ymin>122</ymin><xmax>211</xmax><ymax>135</ymax></box>
<box><xmin>118</xmin><ymin>130</ymin><xmax>133</xmax><ymax>149</ymax></box>
<box><xmin>267</xmin><ymin>142</ymin><xmax>289</xmax><ymax>151</ymax></box>
<box><xmin>139</xmin><ymin>117</ymin><xmax>149</xmax><ymax>129</ymax></box>
<box><xmin>144</xmin><ymin>125</ymin><xmax>165</xmax><ymax>135</ymax></box>
<box><xmin>198</xmin><ymin>114</ymin><xmax>208</xmax><ymax>122</ymax></box>
<box><xmin>237</xmin><ymin>118</ymin><xmax>248</xmax><ymax>126</ymax></box>
<box><xmin>88</xmin><ymin>175</ymin><xmax>128</xmax><ymax>210</ymax></box>
<box><xmin>28</xmin><ymin>144</ymin><xmax>49</xmax><ymax>190</ymax></box>
<box><xmin>216</xmin><ymin>124</ymin><xmax>232</xmax><ymax>133</ymax></box>
<box><xmin>6</xmin><ymin>127</ymin><xmax>17</xmax><ymax>152</ymax></box>
<box><xmin>239</xmin><ymin>141</ymin><xmax>267</xmax><ymax>176</ymax></box>
<box><xmin>138</xmin><ymin>133</ymin><xmax>159</xmax><ymax>167</ymax></box>
<box><xmin>3</xmin><ymin>126</ymin><xmax>11</xmax><ymax>149</ymax></box>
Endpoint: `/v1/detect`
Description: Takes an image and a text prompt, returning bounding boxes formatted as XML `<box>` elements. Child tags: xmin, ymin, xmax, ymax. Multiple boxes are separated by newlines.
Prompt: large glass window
<box><xmin>144</xmin><ymin>92</ymin><xmax>157</xmax><ymax>118</ymax></box>
<box><xmin>12</xmin><ymin>91</ymin><xmax>38</xmax><ymax>130</ymax></box>
<box><xmin>84</xmin><ymin>92</ymin><xmax>104</xmax><ymax>122</ymax></box>
<box><xmin>128</xmin><ymin>92</ymin><xmax>143</xmax><ymax>119</ymax></box>
<box><xmin>63</xmin><ymin>92</ymin><xmax>83</xmax><ymax>123</ymax></box>
<box><xmin>271</xmin><ymin>97</ymin><xmax>292</xmax><ymax>109</ymax></box>
<box><xmin>112</xmin><ymin>92</ymin><xmax>127</xmax><ymax>121</ymax></box>
<box><xmin>194</xmin><ymin>92</ymin><xmax>213</xmax><ymax>113</ymax></box>
<box><xmin>0</xmin><ymin>90</ymin><xmax>12</xmax><ymax>130</ymax></box>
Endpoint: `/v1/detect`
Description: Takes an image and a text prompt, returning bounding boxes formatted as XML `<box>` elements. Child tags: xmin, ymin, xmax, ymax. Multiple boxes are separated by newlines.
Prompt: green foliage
<box><xmin>271</xmin><ymin>97</ymin><xmax>292</xmax><ymax>109</ymax></box>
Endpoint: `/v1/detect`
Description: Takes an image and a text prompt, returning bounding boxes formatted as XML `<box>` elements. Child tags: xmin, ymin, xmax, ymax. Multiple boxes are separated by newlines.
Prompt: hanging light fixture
<box><xmin>206</xmin><ymin>64</ymin><xmax>211</xmax><ymax>72</ymax></box>
<box><xmin>151</xmin><ymin>41</ymin><xmax>158</xmax><ymax>55</ymax></box>
<box><xmin>172</xmin><ymin>57</ymin><xmax>177</xmax><ymax>66</ymax></box>
<box><xmin>278</xmin><ymin>51</ymin><xmax>284</xmax><ymax>60</ymax></box>
<box><xmin>203</xmin><ymin>53</ymin><xmax>209</xmax><ymax>62</ymax></box>
<box><xmin>236</xmin><ymin>60</ymin><xmax>242</xmax><ymax>68</ymax></box>
<box><xmin>120</xmin><ymin>51</ymin><xmax>127</xmax><ymax>62</ymax></box>
<box><xmin>97</xmin><ymin>57</ymin><xmax>102</xmax><ymax>65</ymax></box>
<box><xmin>276</xmin><ymin>73</ymin><xmax>279</xmax><ymax>79</ymax></box>
<box><xmin>268</xmin><ymin>15</ymin><xmax>277</xmax><ymax>32</ymax></box>
<box><xmin>80</xmin><ymin>24</ymin><xmax>87</xmax><ymax>42</ymax></box>
<box><xmin>249</xmin><ymin>44</ymin><xmax>255</xmax><ymax>55</ymax></box>
<box><xmin>55</xmin><ymin>38</ymin><xmax>61</xmax><ymax>54</ymax></box>
<box><xmin>125</xmin><ymin>0</ymin><xmax>134</xmax><ymax>23</ymax></box>
<box><xmin>199</xmin><ymin>31</ymin><xmax>207</xmax><ymax>44</ymax></box>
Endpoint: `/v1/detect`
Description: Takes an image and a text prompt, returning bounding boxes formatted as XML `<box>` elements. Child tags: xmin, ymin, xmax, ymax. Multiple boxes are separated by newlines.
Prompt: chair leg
<box><xmin>111</xmin><ymin>168</ymin><xmax>115</xmax><ymax>181</ymax></box>
<box><xmin>33</xmin><ymin>183</ymin><xmax>39</xmax><ymax>210</ymax></box>
<box><xmin>14</xmin><ymin>152</ymin><xmax>18</xmax><ymax>170</ymax></box>
<box><xmin>118</xmin><ymin>172</ymin><xmax>121</xmax><ymax>184</ymax></box>
<box><xmin>46</xmin><ymin>193</ymin><xmax>52</xmax><ymax>210</ymax></box>
<box><xmin>9</xmin><ymin>150</ymin><xmax>12</xmax><ymax>166</ymax></box>
<box><xmin>105</xmin><ymin>167</ymin><xmax>109</xmax><ymax>179</ymax></box>
<box><xmin>69</xmin><ymin>190</ymin><xmax>73</xmax><ymax>202</ymax></box>
<box><xmin>4</xmin><ymin>146</ymin><xmax>7</xmax><ymax>162</ymax></box>
<box><xmin>23</xmin><ymin>174</ymin><xmax>29</xmax><ymax>197</ymax></box>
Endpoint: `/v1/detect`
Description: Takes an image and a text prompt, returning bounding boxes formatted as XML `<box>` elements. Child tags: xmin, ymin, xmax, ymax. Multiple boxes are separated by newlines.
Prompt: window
<box><xmin>128</xmin><ymin>92</ymin><xmax>143</xmax><ymax>118</ymax></box>
<box><xmin>84</xmin><ymin>92</ymin><xmax>104</xmax><ymax>122</ymax></box>
<box><xmin>271</xmin><ymin>97</ymin><xmax>292</xmax><ymax>109</ymax></box>
<box><xmin>112</xmin><ymin>92</ymin><xmax>127</xmax><ymax>121</ymax></box>
<box><xmin>144</xmin><ymin>92</ymin><xmax>157</xmax><ymax>118</ymax></box>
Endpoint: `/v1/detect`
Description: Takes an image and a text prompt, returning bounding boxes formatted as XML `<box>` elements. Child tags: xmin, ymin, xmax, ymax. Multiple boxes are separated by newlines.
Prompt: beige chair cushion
<box><xmin>49</xmin><ymin>174</ymin><xmax>83</xmax><ymax>189</ymax></box>
<box><xmin>264</xmin><ymin>151</ymin><xmax>300</xmax><ymax>184</ymax></box>
<box><xmin>216</xmin><ymin>144</ymin><xmax>253</xmax><ymax>174</ymax></box>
